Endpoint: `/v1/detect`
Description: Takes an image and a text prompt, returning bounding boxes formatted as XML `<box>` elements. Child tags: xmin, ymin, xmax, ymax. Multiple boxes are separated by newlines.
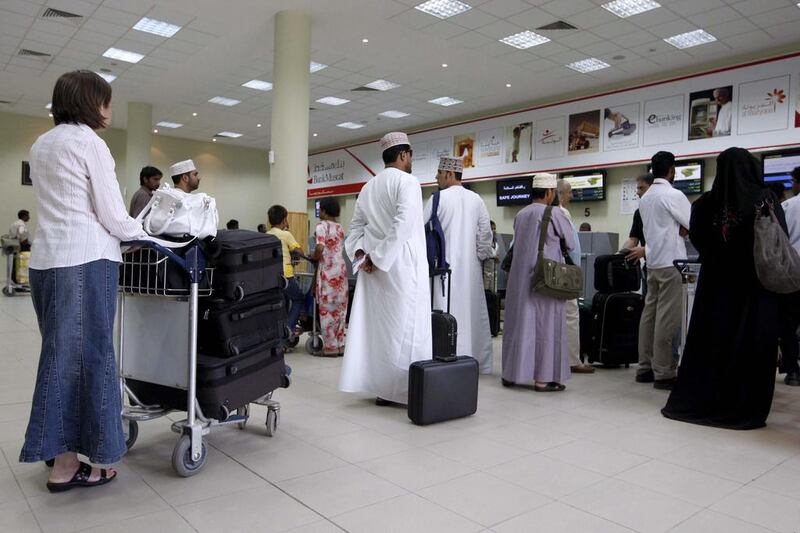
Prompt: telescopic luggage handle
<box><xmin>430</xmin><ymin>268</ymin><xmax>452</xmax><ymax>314</ymax></box>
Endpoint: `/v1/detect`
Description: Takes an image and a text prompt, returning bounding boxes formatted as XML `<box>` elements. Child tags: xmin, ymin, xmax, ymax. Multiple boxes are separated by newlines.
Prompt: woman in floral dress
<box><xmin>313</xmin><ymin>198</ymin><xmax>349</xmax><ymax>356</ymax></box>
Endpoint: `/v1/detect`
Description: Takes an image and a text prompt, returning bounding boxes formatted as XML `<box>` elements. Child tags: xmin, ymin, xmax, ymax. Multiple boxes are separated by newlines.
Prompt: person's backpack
<box><xmin>425</xmin><ymin>191</ymin><xmax>449</xmax><ymax>294</ymax></box>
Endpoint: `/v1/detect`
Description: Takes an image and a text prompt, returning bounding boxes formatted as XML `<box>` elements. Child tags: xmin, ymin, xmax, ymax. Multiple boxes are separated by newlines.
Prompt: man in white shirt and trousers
<box><xmin>424</xmin><ymin>155</ymin><xmax>495</xmax><ymax>374</ymax></box>
<box><xmin>340</xmin><ymin>132</ymin><xmax>432</xmax><ymax>406</ymax></box>
<box><xmin>779</xmin><ymin>166</ymin><xmax>800</xmax><ymax>386</ymax></box>
<box><xmin>636</xmin><ymin>151</ymin><xmax>691</xmax><ymax>390</ymax></box>
<box><xmin>9</xmin><ymin>210</ymin><xmax>31</xmax><ymax>251</ymax></box>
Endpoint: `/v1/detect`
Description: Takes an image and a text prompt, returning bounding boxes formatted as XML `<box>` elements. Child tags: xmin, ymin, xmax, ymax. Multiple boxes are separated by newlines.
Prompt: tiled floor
<box><xmin>0</xmin><ymin>295</ymin><xmax>799</xmax><ymax>532</ymax></box>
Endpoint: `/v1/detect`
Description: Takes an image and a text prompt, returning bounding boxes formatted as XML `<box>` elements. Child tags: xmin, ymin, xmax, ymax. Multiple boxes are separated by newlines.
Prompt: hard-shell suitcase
<box><xmin>588</xmin><ymin>292</ymin><xmax>643</xmax><ymax>366</ymax></box>
<box><xmin>594</xmin><ymin>254</ymin><xmax>641</xmax><ymax>293</ymax></box>
<box><xmin>198</xmin><ymin>289</ymin><xmax>289</xmax><ymax>356</ymax></box>
<box><xmin>431</xmin><ymin>270</ymin><xmax>457</xmax><ymax>360</ymax></box>
<box><xmin>209</xmin><ymin>230</ymin><xmax>284</xmax><ymax>300</ymax></box>
<box><xmin>127</xmin><ymin>343</ymin><xmax>288</xmax><ymax>421</ymax></box>
<box><xmin>408</xmin><ymin>356</ymin><xmax>479</xmax><ymax>425</ymax></box>
<box><xmin>483</xmin><ymin>258</ymin><xmax>501</xmax><ymax>337</ymax></box>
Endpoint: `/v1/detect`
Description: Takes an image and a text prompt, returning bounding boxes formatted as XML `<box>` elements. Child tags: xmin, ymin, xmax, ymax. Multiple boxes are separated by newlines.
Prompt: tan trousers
<box><xmin>638</xmin><ymin>266</ymin><xmax>682</xmax><ymax>380</ymax></box>
<box><xmin>565</xmin><ymin>298</ymin><xmax>581</xmax><ymax>366</ymax></box>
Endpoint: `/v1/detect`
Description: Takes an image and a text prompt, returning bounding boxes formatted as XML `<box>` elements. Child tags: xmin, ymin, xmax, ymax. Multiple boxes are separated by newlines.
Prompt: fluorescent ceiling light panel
<box><xmin>428</xmin><ymin>96</ymin><xmax>463</xmax><ymax>106</ymax></box>
<box><xmin>664</xmin><ymin>29</ymin><xmax>717</xmax><ymax>49</ymax></box>
<box><xmin>567</xmin><ymin>58</ymin><xmax>611</xmax><ymax>73</ymax></box>
<box><xmin>602</xmin><ymin>0</ymin><xmax>660</xmax><ymax>18</ymax></box>
<box><xmin>102</xmin><ymin>47</ymin><xmax>144</xmax><ymax>63</ymax></box>
<box><xmin>45</xmin><ymin>103</ymin><xmax>51</xmax><ymax>109</ymax></box>
<box><xmin>95</xmin><ymin>72</ymin><xmax>116</xmax><ymax>83</ymax></box>
<box><xmin>415</xmin><ymin>0</ymin><xmax>472</xmax><ymax>19</ymax></box>
<box><xmin>309</xmin><ymin>61</ymin><xmax>328</xmax><ymax>73</ymax></box>
<box><xmin>208</xmin><ymin>96</ymin><xmax>241</xmax><ymax>106</ymax></box>
<box><xmin>337</xmin><ymin>122</ymin><xmax>364</xmax><ymax>129</ymax></box>
<box><xmin>365</xmin><ymin>79</ymin><xmax>401</xmax><ymax>91</ymax></box>
<box><xmin>242</xmin><ymin>79</ymin><xmax>272</xmax><ymax>91</ymax></box>
<box><xmin>499</xmin><ymin>30</ymin><xmax>550</xmax><ymax>49</ymax></box>
<box><xmin>133</xmin><ymin>17</ymin><xmax>182</xmax><ymax>37</ymax></box>
<box><xmin>216</xmin><ymin>131</ymin><xmax>243</xmax><ymax>138</ymax></box>
<box><xmin>380</xmin><ymin>110</ymin><xmax>410</xmax><ymax>118</ymax></box>
<box><xmin>316</xmin><ymin>96</ymin><xmax>350</xmax><ymax>106</ymax></box>
<box><xmin>156</xmin><ymin>121</ymin><xmax>183</xmax><ymax>128</ymax></box>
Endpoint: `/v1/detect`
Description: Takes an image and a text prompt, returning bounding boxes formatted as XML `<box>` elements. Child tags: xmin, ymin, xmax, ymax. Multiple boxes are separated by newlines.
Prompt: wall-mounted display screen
<box><xmin>762</xmin><ymin>149</ymin><xmax>800</xmax><ymax>189</ymax></box>
<box><xmin>673</xmin><ymin>161</ymin><xmax>704</xmax><ymax>194</ymax></box>
<box><xmin>561</xmin><ymin>171</ymin><xmax>606</xmax><ymax>202</ymax></box>
<box><xmin>496</xmin><ymin>176</ymin><xmax>533</xmax><ymax>206</ymax></box>
<box><xmin>314</xmin><ymin>199</ymin><xmax>321</xmax><ymax>218</ymax></box>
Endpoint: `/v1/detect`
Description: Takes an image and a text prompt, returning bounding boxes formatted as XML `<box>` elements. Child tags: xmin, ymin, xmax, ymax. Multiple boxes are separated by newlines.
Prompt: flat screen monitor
<box><xmin>673</xmin><ymin>160</ymin><xmax>704</xmax><ymax>194</ymax></box>
<box><xmin>762</xmin><ymin>149</ymin><xmax>800</xmax><ymax>189</ymax></box>
<box><xmin>496</xmin><ymin>176</ymin><xmax>533</xmax><ymax>206</ymax></box>
<box><xmin>561</xmin><ymin>171</ymin><xmax>606</xmax><ymax>202</ymax></box>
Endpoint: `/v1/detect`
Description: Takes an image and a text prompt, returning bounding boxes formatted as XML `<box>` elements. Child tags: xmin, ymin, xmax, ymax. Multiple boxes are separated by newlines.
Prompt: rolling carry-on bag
<box><xmin>127</xmin><ymin>342</ymin><xmax>288</xmax><ymax>421</ymax></box>
<box><xmin>594</xmin><ymin>254</ymin><xmax>641</xmax><ymax>293</ymax></box>
<box><xmin>483</xmin><ymin>259</ymin><xmax>501</xmax><ymax>337</ymax></box>
<box><xmin>408</xmin><ymin>270</ymin><xmax>479</xmax><ymax>426</ymax></box>
<box><xmin>588</xmin><ymin>292</ymin><xmax>643</xmax><ymax>367</ymax></box>
<box><xmin>209</xmin><ymin>230</ymin><xmax>284</xmax><ymax>300</ymax></box>
<box><xmin>198</xmin><ymin>289</ymin><xmax>289</xmax><ymax>357</ymax></box>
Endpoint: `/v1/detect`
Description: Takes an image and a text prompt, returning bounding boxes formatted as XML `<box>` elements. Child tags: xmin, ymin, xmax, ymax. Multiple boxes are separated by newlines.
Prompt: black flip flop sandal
<box><xmin>46</xmin><ymin>462</ymin><xmax>117</xmax><ymax>493</ymax></box>
<box><xmin>534</xmin><ymin>382</ymin><xmax>566</xmax><ymax>392</ymax></box>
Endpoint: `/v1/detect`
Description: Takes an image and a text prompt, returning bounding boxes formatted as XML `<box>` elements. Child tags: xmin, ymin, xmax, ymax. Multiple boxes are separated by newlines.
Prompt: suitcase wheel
<box><xmin>306</xmin><ymin>335</ymin><xmax>323</xmax><ymax>355</ymax></box>
<box><xmin>172</xmin><ymin>435</ymin><xmax>207</xmax><ymax>477</ymax></box>
<box><xmin>265</xmin><ymin>408</ymin><xmax>279</xmax><ymax>437</ymax></box>
<box><xmin>234</xmin><ymin>285</ymin><xmax>245</xmax><ymax>302</ymax></box>
<box><xmin>124</xmin><ymin>420</ymin><xmax>138</xmax><ymax>450</ymax></box>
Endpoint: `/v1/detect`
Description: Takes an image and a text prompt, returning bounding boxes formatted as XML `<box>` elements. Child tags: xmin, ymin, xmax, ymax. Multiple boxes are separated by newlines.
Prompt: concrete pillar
<box><xmin>124</xmin><ymin>101</ymin><xmax>152</xmax><ymax>201</ymax></box>
<box><xmin>269</xmin><ymin>10</ymin><xmax>311</xmax><ymax>212</ymax></box>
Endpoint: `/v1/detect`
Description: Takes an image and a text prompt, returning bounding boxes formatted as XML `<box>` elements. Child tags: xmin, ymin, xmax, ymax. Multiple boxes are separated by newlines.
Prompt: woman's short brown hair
<box><xmin>51</xmin><ymin>70</ymin><xmax>112</xmax><ymax>130</ymax></box>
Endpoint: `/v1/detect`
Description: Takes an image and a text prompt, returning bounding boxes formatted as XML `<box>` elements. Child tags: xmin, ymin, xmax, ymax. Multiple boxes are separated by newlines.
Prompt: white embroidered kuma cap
<box><xmin>532</xmin><ymin>172</ymin><xmax>557</xmax><ymax>188</ymax></box>
<box><xmin>169</xmin><ymin>159</ymin><xmax>196</xmax><ymax>176</ymax></box>
<box><xmin>438</xmin><ymin>156</ymin><xmax>463</xmax><ymax>173</ymax></box>
<box><xmin>380</xmin><ymin>132</ymin><xmax>410</xmax><ymax>151</ymax></box>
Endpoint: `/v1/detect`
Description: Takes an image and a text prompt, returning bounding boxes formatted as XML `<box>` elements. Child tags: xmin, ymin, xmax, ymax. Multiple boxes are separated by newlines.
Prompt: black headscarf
<box><xmin>710</xmin><ymin>147</ymin><xmax>765</xmax><ymax>241</ymax></box>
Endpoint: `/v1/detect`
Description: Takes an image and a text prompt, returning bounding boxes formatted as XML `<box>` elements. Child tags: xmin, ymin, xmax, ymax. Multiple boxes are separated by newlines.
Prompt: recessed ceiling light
<box><xmin>45</xmin><ymin>103</ymin><xmax>51</xmax><ymax>109</ymax></box>
<box><xmin>192</xmin><ymin>112</ymin><xmax>198</xmax><ymax>117</ymax></box>
<box><xmin>257</xmin><ymin>123</ymin><xmax>262</xmax><ymax>128</ymax></box>
<box><xmin>415</xmin><ymin>0</ymin><xmax>472</xmax><ymax>19</ymax></box>
<box><xmin>664</xmin><ymin>29</ymin><xmax>717</xmax><ymax>49</ymax></box>
<box><xmin>242</xmin><ymin>79</ymin><xmax>273</xmax><ymax>91</ymax></box>
<box><xmin>429</xmin><ymin>96</ymin><xmax>463</xmax><ymax>106</ymax></box>
<box><xmin>212</xmin><ymin>138</ymin><xmax>216</xmax><ymax>142</ymax></box>
<box><xmin>337</xmin><ymin>122</ymin><xmax>364</xmax><ymax>129</ymax></box>
<box><xmin>312</xmin><ymin>133</ymin><xmax>318</xmax><ymax>137</ymax></box>
<box><xmin>499</xmin><ymin>30</ymin><xmax>550</xmax><ymax>49</ymax></box>
<box><xmin>48</xmin><ymin>113</ymin><xmax>53</xmax><ymax>118</ymax></box>
<box><xmin>362</xmin><ymin>38</ymin><xmax>369</xmax><ymax>43</ymax></box>
<box><xmin>601</xmin><ymin>0</ymin><xmax>660</xmax><ymax>18</ymax></box>
<box><xmin>95</xmin><ymin>72</ymin><xmax>116</xmax><ymax>83</ymax></box>
<box><xmin>316</xmin><ymin>96</ymin><xmax>350</xmax><ymax>106</ymax></box>
<box><xmin>217</xmin><ymin>131</ymin><xmax>243</xmax><ymax>138</ymax></box>
<box><xmin>208</xmin><ymin>96</ymin><xmax>241</xmax><ymax>106</ymax></box>
<box><xmin>153</xmin><ymin>129</ymin><xmax>158</xmax><ymax>134</ymax></box>
<box><xmin>102</xmin><ymin>47</ymin><xmax>144</xmax><ymax>64</ymax></box>
<box><xmin>380</xmin><ymin>110</ymin><xmax>410</xmax><ymax>118</ymax></box>
<box><xmin>156</xmin><ymin>121</ymin><xmax>183</xmax><ymax>129</ymax></box>
<box><xmin>132</xmin><ymin>17</ymin><xmax>182</xmax><ymax>38</ymax></box>
<box><xmin>442</xmin><ymin>63</ymin><xmax>448</xmax><ymax>68</ymax></box>
<box><xmin>365</xmin><ymin>79</ymin><xmax>401</xmax><ymax>91</ymax></box>
<box><xmin>505</xmin><ymin>83</ymin><xmax>511</xmax><ymax>88</ymax></box>
<box><xmin>567</xmin><ymin>58</ymin><xmax>611</xmax><ymax>73</ymax></box>
<box><xmin>310</xmin><ymin>61</ymin><xmax>328</xmax><ymax>73</ymax></box>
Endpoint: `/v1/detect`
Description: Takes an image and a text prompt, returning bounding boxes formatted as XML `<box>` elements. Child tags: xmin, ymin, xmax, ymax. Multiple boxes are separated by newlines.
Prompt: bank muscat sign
<box><xmin>307</xmin><ymin>52</ymin><xmax>800</xmax><ymax>198</ymax></box>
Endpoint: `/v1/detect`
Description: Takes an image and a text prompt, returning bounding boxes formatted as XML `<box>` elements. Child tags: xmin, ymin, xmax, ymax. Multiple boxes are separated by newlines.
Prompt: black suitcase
<box><xmin>594</xmin><ymin>254</ymin><xmax>641</xmax><ymax>293</ymax></box>
<box><xmin>485</xmin><ymin>290</ymin><xmax>501</xmax><ymax>337</ymax></box>
<box><xmin>198</xmin><ymin>290</ymin><xmax>289</xmax><ymax>356</ymax></box>
<box><xmin>408</xmin><ymin>356</ymin><xmax>479</xmax><ymax>425</ymax></box>
<box><xmin>431</xmin><ymin>270</ymin><xmax>457</xmax><ymax>360</ymax></box>
<box><xmin>209</xmin><ymin>230</ymin><xmax>284</xmax><ymax>300</ymax></box>
<box><xmin>127</xmin><ymin>343</ymin><xmax>288</xmax><ymax>421</ymax></box>
<box><xmin>587</xmin><ymin>292</ymin><xmax>643</xmax><ymax>367</ymax></box>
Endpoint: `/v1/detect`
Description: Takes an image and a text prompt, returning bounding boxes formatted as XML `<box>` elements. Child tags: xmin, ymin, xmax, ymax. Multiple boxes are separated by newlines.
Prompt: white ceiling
<box><xmin>1</xmin><ymin>0</ymin><xmax>799</xmax><ymax>151</ymax></box>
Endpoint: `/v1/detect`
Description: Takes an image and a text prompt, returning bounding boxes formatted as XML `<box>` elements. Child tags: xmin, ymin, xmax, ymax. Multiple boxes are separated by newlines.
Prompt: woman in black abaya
<box><xmin>662</xmin><ymin>147</ymin><xmax>787</xmax><ymax>430</ymax></box>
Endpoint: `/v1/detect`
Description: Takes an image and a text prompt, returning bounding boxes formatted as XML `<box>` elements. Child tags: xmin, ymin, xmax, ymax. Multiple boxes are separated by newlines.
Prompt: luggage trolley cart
<box><xmin>289</xmin><ymin>255</ymin><xmax>323</xmax><ymax>355</ymax></box>
<box><xmin>118</xmin><ymin>240</ymin><xmax>284</xmax><ymax>477</ymax></box>
<box><xmin>674</xmin><ymin>259</ymin><xmax>701</xmax><ymax>365</ymax></box>
<box><xmin>1</xmin><ymin>236</ymin><xmax>30</xmax><ymax>296</ymax></box>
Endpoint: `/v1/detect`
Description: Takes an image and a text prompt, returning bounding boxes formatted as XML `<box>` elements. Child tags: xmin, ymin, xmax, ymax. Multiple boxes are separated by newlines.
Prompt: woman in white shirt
<box><xmin>19</xmin><ymin>71</ymin><xmax>148</xmax><ymax>492</ymax></box>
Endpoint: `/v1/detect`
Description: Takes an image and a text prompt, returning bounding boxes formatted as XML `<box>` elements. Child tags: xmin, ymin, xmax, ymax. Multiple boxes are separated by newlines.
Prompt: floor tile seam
<box><xmin>205</xmin><ymin>439</ymin><xmax>393</xmax><ymax>531</ymax></box>
<box><xmin>538</xmin><ymin>440</ymin><xmax>653</xmax><ymax>475</ymax></box>
<box><xmin>740</xmin><ymin>476</ymin><xmax>800</xmax><ymax>504</ymax></box>
<box><xmin>551</xmin><ymin>497</ymin><xmax>642</xmax><ymax>532</ymax></box>
<box><xmin>386</xmin><ymin>488</ymin><xmax>499</xmax><ymax>530</ymax></box>
<box><xmin>700</xmin><ymin>505</ymin><xmax>785</xmax><ymax>533</ymax></box>
<box><xmin>423</xmin><ymin>443</ymin><xmax>537</xmax><ymax>471</ymax></box>
<box><xmin>67</xmin><ymin>508</ymin><xmax>200</xmax><ymax>533</ymax></box>
<box><xmin>655</xmin><ymin>453</ymin><xmax>772</xmax><ymax>484</ymax></box>
<box><xmin>661</xmin><ymin>506</ymin><xmax>716</xmax><ymax>533</ymax></box>
<box><xmin>9</xmin><ymin>470</ymin><xmax>44</xmax><ymax>533</ymax></box>
<box><xmin>481</xmin><ymin>457</ymin><xmax>607</xmax><ymax>502</ymax></box>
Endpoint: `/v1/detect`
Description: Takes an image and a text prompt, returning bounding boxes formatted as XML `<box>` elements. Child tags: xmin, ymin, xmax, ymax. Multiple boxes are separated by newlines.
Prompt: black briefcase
<box><xmin>408</xmin><ymin>356</ymin><xmax>479</xmax><ymax>426</ymax></box>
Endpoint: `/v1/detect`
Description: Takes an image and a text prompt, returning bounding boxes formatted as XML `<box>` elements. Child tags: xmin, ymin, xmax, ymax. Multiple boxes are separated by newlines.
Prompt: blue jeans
<box><xmin>286</xmin><ymin>277</ymin><xmax>304</xmax><ymax>335</ymax></box>
<box><xmin>19</xmin><ymin>260</ymin><xmax>127</xmax><ymax>464</ymax></box>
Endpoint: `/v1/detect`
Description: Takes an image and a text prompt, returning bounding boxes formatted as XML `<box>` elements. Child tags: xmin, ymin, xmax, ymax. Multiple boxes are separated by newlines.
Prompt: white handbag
<box><xmin>137</xmin><ymin>183</ymin><xmax>219</xmax><ymax>239</ymax></box>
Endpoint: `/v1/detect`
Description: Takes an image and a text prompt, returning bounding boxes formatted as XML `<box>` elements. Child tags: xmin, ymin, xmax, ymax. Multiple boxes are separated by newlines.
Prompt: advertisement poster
<box><xmin>412</xmin><ymin>141</ymin><xmax>432</xmax><ymax>180</ymax></box>
<box><xmin>504</xmin><ymin>122</ymin><xmax>533</xmax><ymax>163</ymax></box>
<box><xmin>796</xmin><ymin>72</ymin><xmax>800</xmax><ymax>127</ymax></box>
<box><xmin>603</xmin><ymin>103</ymin><xmax>640</xmax><ymax>152</ymax></box>
<box><xmin>477</xmin><ymin>128</ymin><xmax>504</xmax><ymax>167</ymax></box>
<box><xmin>453</xmin><ymin>133</ymin><xmax>476</xmax><ymax>168</ymax></box>
<box><xmin>643</xmin><ymin>94</ymin><xmax>685</xmax><ymax>147</ymax></box>
<box><xmin>568</xmin><ymin>110</ymin><xmax>601</xmax><ymax>154</ymax></box>
<box><xmin>620</xmin><ymin>178</ymin><xmax>639</xmax><ymax>215</ymax></box>
<box><xmin>534</xmin><ymin>116</ymin><xmax>566</xmax><ymax>160</ymax></box>
<box><xmin>737</xmin><ymin>75</ymin><xmax>790</xmax><ymax>135</ymax></box>
<box><xmin>688</xmin><ymin>85</ymin><xmax>733</xmax><ymax>140</ymax></box>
